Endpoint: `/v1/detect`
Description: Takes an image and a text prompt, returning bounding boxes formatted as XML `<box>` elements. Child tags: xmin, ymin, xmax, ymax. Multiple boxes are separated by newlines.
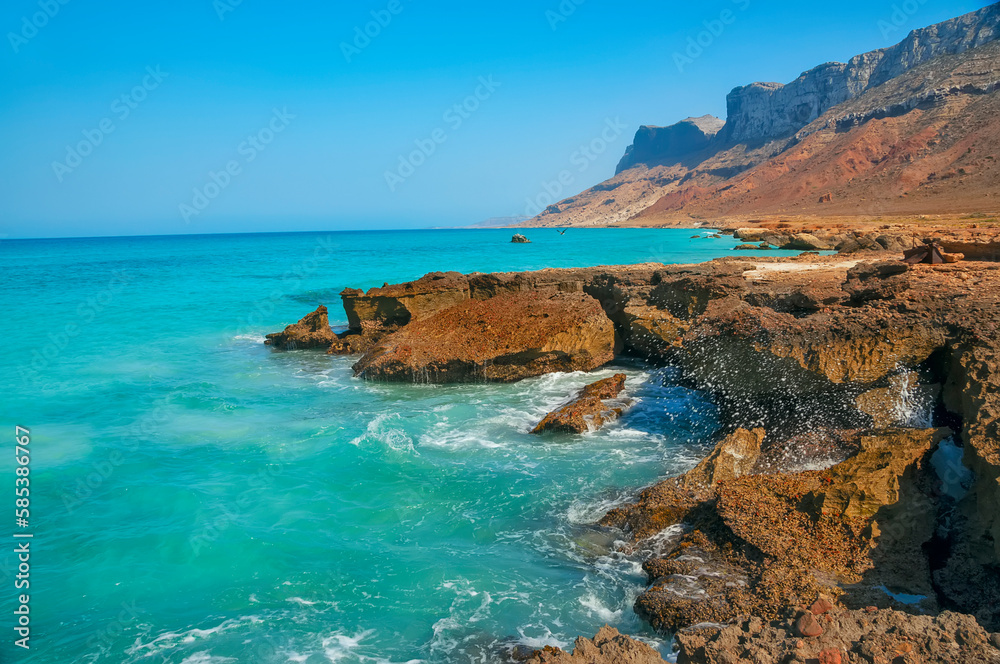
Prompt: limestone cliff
<box><xmin>615</xmin><ymin>115</ymin><xmax>724</xmax><ymax>173</ymax></box>
<box><xmin>520</xmin><ymin>4</ymin><xmax>1000</xmax><ymax>227</ymax></box>
<box><xmin>724</xmin><ymin>3</ymin><xmax>1000</xmax><ymax>143</ymax></box>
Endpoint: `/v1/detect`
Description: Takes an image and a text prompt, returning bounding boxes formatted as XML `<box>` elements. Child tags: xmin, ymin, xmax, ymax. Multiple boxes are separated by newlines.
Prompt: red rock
<box><xmin>340</xmin><ymin>271</ymin><xmax>471</xmax><ymax>331</ymax></box>
<box><xmin>532</xmin><ymin>374</ymin><xmax>630</xmax><ymax>434</ymax></box>
<box><xmin>265</xmin><ymin>305</ymin><xmax>337</xmax><ymax>350</ymax></box>
<box><xmin>682</xmin><ymin>428</ymin><xmax>765</xmax><ymax>487</ymax></box>
<box><xmin>818</xmin><ymin>648</ymin><xmax>842</xmax><ymax>664</ymax></box>
<box><xmin>523</xmin><ymin>626</ymin><xmax>664</xmax><ymax>664</ymax></box>
<box><xmin>352</xmin><ymin>291</ymin><xmax>615</xmax><ymax>383</ymax></box>
<box><xmin>795</xmin><ymin>613</ymin><xmax>824</xmax><ymax>638</ymax></box>
<box><xmin>811</xmin><ymin>598</ymin><xmax>835</xmax><ymax>615</ymax></box>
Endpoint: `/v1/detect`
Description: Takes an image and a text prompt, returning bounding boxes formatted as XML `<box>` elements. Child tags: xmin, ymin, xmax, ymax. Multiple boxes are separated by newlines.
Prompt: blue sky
<box><xmin>0</xmin><ymin>0</ymin><xmax>992</xmax><ymax>238</ymax></box>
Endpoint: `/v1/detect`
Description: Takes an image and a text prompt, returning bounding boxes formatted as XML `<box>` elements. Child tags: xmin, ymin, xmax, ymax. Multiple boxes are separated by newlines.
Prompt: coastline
<box><xmin>268</xmin><ymin>227</ymin><xmax>1000</xmax><ymax>662</ymax></box>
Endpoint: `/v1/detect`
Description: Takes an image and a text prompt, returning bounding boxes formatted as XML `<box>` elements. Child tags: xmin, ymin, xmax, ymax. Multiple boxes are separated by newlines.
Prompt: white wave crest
<box><xmin>578</xmin><ymin>592</ymin><xmax>623</xmax><ymax>622</ymax></box>
<box><xmin>349</xmin><ymin>413</ymin><xmax>418</xmax><ymax>455</ymax></box>
<box><xmin>179</xmin><ymin>654</ymin><xmax>237</xmax><ymax>664</ymax></box>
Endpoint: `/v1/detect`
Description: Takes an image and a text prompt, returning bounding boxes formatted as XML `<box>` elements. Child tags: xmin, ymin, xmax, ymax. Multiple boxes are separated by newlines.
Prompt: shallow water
<box><xmin>0</xmin><ymin>228</ymin><xmax>801</xmax><ymax>663</ymax></box>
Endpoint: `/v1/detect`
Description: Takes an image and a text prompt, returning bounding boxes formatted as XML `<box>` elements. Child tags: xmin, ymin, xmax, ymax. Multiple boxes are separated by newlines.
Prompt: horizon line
<box><xmin>0</xmin><ymin>225</ymin><xmax>630</xmax><ymax>242</ymax></box>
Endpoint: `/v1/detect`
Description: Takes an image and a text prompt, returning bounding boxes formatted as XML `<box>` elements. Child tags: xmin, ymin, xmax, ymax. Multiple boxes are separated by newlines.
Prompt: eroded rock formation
<box><xmin>340</xmin><ymin>271</ymin><xmax>471</xmax><ymax>332</ymax></box>
<box><xmin>675</xmin><ymin>608</ymin><xmax>1000</xmax><ymax>664</ymax></box>
<box><xmin>521</xmin><ymin>626</ymin><xmax>665</xmax><ymax>664</ymax></box>
<box><xmin>683</xmin><ymin>427</ymin><xmax>765</xmax><ymax>488</ymax></box>
<box><xmin>616</xmin><ymin>115</ymin><xmax>725</xmax><ymax>173</ymax></box>
<box><xmin>351</xmin><ymin>290</ymin><xmax>615</xmax><ymax>383</ymax></box>
<box><xmin>532</xmin><ymin>374</ymin><xmax>631</xmax><ymax>434</ymax></box>
<box><xmin>601</xmin><ymin>426</ymin><xmax>950</xmax><ymax>632</ymax></box>
<box><xmin>724</xmin><ymin>3</ymin><xmax>1000</xmax><ymax>144</ymax></box>
<box><xmin>264</xmin><ymin>305</ymin><xmax>337</xmax><ymax>350</ymax></box>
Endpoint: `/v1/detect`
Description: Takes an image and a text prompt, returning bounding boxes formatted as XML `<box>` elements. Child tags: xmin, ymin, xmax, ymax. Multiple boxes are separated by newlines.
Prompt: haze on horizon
<box><xmin>0</xmin><ymin>0</ymin><xmax>991</xmax><ymax>239</ymax></box>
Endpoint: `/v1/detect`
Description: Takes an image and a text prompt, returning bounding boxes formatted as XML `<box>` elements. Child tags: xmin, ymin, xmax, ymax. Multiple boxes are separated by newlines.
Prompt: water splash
<box><xmin>890</xmin><ymin>370</ymin><xmax>934</xmax><ymax>428</ymax></box>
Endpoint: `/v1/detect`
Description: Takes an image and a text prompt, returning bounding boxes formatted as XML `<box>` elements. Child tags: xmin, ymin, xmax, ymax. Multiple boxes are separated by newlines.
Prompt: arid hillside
<box><xmin>521</xmin><ymin>5</ymin><xmax>1000</xmax><ymax>228</ymax></box>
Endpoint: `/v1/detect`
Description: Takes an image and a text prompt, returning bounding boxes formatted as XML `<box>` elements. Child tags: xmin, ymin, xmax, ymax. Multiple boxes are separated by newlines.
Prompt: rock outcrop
<box><xmin>675</xmin><ymin>608</ymin><xmax>1000</xmax><ymax>664</ymax></box>
<box><xmin>521</xmin><ymin>626</ymin><xmax>665</xmax><ymax>664</ymax></box>
<box><xmin>351</xmin><ymin>290</ymin><xmax>615</xmax><ymax>383</ymax></box>
<box><xmin>340</xmin><ymin>271</ymin><xmax>471</xmax><ymax>332</ymax></box>
<box><xmin>264</xmin><ymin>305</ymin><xmax>337</xmax><ymax>350</ymax></box>
<box><xmin>948</xmin><ymin>344</ymin><xmax>1000</xmax><ymax>558</ymax></box>
<box><xmin>616</xmin><ymin>115</ymin><xmax>725</xmax><ymax>173</ymax></box>
<box><xmin>617</xmin><ymin>427</ymin><xmax>948</xmax><ymax>633</ymax></box>
<box><xmin>682</xmin><ymin>427</ymin><xmax>765</xmax><ymax>488</ymax></box>
<box><xmin>532</xmin><ymin>373</ymin><xmax>631</xmax><ymax>434</ymax></box>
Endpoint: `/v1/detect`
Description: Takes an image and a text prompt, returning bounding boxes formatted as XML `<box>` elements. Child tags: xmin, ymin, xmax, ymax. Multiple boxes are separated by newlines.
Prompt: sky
<box><xmin>0</xmin><ymin>0</ymin><xmax>993</xmax><ymax>238</ymax></box>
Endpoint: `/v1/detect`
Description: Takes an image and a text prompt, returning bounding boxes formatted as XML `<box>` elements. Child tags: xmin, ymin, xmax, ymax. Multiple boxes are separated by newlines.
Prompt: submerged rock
<box><xmin>512</xmin><ymin>234</ymin><xmax>531</xmax><ymax>243</ymax></box>
<box><xmin>532</xmin><ymin>374</ymin><xmax>631</xmax><ymax>434</ymax></box>
<box><xmin>264</xmin><ymin>305</ymin><xmax>337</xmax><ymax>350</ymax></box>
<box><xmin>352</xmin><ymin>291</ymin><xmax>615</xmax><ymax>383</ymax></box>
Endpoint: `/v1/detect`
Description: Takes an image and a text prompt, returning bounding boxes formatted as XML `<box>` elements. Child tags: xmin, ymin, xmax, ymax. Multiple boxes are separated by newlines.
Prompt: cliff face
<box><xmin>521</xmin><ymin>4</ymin><xmax>1000</xmax><ymax>228</ymax></box>
<box><xmin>636</xmin><ymin>40</ymin><xmax>1000</xmax><ymax>222</ymax></box>
<box><xmin>725</xmin><ymin>3</ymin><xmax>1000</xmax><ymax>143</ymax></box>
<box><xmin>615</xmin><ymin>115</ymin><xmax>724</xmax><ymax>173</ymax></box>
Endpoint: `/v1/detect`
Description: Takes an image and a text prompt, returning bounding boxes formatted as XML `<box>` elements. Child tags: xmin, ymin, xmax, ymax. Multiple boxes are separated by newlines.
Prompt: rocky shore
<box><xmin>267</xmin><ymin>232</ymin><xmax>1000</xmax><ymax>662</ymax></box>
<box><xmin>532</xmin><ymin>374</ymin><xmax>631</xmax><ymax>434</ymax></box>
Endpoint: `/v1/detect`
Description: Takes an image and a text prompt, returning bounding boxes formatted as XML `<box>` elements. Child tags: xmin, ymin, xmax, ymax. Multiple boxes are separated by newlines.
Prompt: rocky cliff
<box><xmin>615</xmin><ymin>115</ymin><xmax>724</xmax><ymax>173</ymax></box>
<box><xmin>724</xmin><ymin>3</ymin><xmax>1000</xmax><ymax>143</ymax></box>
<box><xmin>521</xmin><ymin>4</ymin><xmax>1000</xmax><ymax>227</ymax></box>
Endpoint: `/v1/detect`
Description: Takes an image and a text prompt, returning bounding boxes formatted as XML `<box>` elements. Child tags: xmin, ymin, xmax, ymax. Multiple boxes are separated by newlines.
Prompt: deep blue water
<box><xmin>0</xmin><ymin>228</ymin><xmax>801</xmax><ymax>663</ymax></box>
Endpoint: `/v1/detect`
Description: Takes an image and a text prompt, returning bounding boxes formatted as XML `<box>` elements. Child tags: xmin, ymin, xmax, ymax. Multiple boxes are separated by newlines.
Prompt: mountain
<box><xmin>521</xmin><ymin>3</ymin><xmax>1000</xmax><ymax>227</ymax></box>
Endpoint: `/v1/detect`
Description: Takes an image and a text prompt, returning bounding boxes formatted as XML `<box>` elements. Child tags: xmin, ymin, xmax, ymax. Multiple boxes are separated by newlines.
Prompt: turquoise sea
<box><xmin>0</xmin><ymin>228</ymin><xmax>803</xmax><ymax>664</ymax></box>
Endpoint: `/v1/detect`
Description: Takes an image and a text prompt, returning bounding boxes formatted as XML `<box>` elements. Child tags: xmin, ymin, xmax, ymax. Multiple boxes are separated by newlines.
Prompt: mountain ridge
<box><xmin>521</xmin><ymin>3</ymin><xmax>1000</xmax><ymax>228</ymax></box>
